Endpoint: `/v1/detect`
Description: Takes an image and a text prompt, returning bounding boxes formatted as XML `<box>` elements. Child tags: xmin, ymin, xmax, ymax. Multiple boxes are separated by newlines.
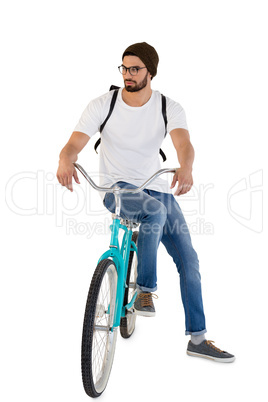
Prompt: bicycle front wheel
<box><xmin>81</xmin><ymin>259</ymin><xmax>118</xmax><ymax>398</ymax></box>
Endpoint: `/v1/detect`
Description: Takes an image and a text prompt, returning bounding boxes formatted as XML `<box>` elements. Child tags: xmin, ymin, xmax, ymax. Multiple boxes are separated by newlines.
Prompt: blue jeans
<box><xmin>103</xmin><ymin>181</ymin><xmax>206</xmax><ymax>336</ymax></box>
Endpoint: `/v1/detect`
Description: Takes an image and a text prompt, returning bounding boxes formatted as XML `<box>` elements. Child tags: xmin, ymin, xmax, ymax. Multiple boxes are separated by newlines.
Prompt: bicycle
<box><xmin>73</xmin><ymin>162</ymin><xmax>176</xmax><ymax>398</ymax></box>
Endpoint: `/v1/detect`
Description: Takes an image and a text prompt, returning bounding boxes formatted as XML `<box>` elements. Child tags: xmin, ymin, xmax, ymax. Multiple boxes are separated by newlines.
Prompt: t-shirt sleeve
<box><xmin>73</xmin><ymin>97</ymin><xmax>104</xmax><ymax>138</ymax></box>
<box><xmin>166</xmin><ymin>97</ymin><xmax>188</xmax><ymax>133</ymax></box>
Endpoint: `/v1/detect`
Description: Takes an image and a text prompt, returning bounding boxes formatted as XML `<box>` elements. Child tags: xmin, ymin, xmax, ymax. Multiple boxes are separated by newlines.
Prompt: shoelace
<box><xmin>205</xmin><ymin>340</ymin><xmax>224</xmax><ymax>353</ymax></box>
<box><xmin>137</xmin><ymin>293</ymin><xmax>158</xmax><ymax>307</ymax></box>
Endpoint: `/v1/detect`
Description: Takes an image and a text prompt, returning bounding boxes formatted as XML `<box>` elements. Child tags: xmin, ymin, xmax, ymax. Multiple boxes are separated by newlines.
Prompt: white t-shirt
<box><xmin>74</xmin><ymin>88</ymin><xmax>188</xmax><ymax>199</ymax></box>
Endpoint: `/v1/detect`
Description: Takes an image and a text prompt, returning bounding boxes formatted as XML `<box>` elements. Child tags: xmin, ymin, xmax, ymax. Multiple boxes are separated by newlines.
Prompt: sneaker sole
<box><xmin>187</xmin><ymin>350</ymin><xmax>235</xmax><ymax>363</ymax></box>
<box><xmin>134</xmin><ymin>308</ymin><xmax>155</xmax><ymax>317</ymax></box>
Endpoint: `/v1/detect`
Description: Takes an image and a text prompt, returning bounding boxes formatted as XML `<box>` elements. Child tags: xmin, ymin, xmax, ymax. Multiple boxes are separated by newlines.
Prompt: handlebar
<box><xmin>73</xmin><ymin>162</ymin><xmax>177</xmax><ymax>194</ymax></box>
<box><xmin>73</xmin><ymin>162</ymin><xmax>177</xmax><ymax>218</ymax></box>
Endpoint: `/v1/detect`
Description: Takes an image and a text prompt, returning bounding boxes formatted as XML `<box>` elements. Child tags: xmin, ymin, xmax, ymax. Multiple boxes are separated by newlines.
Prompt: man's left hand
<box><xmin>170</xmin><ymin>167</ymin><xmax>193</xmax><ymax>196</ymax></box>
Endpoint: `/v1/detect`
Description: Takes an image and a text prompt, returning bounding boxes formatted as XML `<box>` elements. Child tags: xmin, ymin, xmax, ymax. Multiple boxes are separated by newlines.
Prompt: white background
<box><xmin>1</xmin><ymin>0</ymin><xmax>267</xmax><ymax>401</ymax></box>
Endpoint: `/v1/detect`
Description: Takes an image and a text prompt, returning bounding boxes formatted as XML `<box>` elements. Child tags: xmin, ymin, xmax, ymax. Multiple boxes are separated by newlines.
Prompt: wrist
<box><xmin>59</xmin><ymin>152</ymin><xmax>77</xmax><ymax>165</ymax></box>
<box><xmin>59</xmin><ymin>157</ymin><xmax>73</xmax><ymax>169</ymax></box>
<box><xmin>180</xmin><ymin>164</ymin><xmax>193</xmax><ymax>173</ymax></box>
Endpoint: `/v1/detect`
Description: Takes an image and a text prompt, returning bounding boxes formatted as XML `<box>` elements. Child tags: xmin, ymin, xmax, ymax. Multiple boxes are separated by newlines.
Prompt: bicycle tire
<box><xmin>120</xmin><ymin>231</ymin><xmax>138</xmax><ymax>339</ymax></box>
<box><xmin>81</xmin><ymin>259</ymin><xmax>118</xmax><ymax>398</ymax></box>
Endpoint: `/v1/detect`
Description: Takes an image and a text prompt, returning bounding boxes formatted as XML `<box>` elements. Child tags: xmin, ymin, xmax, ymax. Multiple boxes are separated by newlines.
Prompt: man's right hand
<box><xmin>57</xmin><ymin>159</ymin><xmax>80</xmax><ymax>192</ymax></box>
<box><xmin>56</xmin><ymin>131</ymin><xmax>90</xmax><ymax>192</ymax></box>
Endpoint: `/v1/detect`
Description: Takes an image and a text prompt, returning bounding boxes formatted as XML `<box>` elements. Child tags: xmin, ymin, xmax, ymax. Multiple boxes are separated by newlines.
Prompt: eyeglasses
<box><xmin>118</xmin><ymin>65</ymin><xmax>147</xmax><ymax>76</ymax></box>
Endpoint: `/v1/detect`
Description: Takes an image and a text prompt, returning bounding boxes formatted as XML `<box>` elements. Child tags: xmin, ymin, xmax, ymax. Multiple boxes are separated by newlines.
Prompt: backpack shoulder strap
<box><xmin>161</xmin><ymin>94</ymin><xmax>167</xmax><ymax>137</ymax></box>
<box><xmin>100</xmin><ymin>89</ymin><xmax>119</xmax><ymax>133</ymax></box>
<box><xmin>109</xmin><ymin>85</ymin><xmax>120</xmax><ymax>91</ymax></box>
<box><xmin>159</xmin><ymin>94</ymin><xmax>167</xmax><ymax>161</ymax></box>
<box><xmin>94</xmin><ymin>88</ymin><xmax>119</xmax><ymax>154</ymax></box>
<box><xmin>159</xmin><ymin>148</ymin><xmax>167</xmax><ymax>162</ymax></box>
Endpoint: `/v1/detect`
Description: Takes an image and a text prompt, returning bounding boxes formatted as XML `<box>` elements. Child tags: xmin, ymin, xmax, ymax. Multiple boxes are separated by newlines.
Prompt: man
<box><xmin>57</xmin><ymin>42</ymin><xmax>235</xmax><ymax>363</ymax></box>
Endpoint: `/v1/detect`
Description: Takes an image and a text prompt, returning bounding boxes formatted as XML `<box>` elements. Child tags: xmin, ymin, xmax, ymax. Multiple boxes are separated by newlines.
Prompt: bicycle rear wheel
<box><xmin>81</xmin><ymin>259</ymin><xmax>118</xmax><ymax>398</ymax></box>
<box><xmin>120</xmin><ymin>231</ymin><xmax>138</xmax><ymax>338</ymax></box>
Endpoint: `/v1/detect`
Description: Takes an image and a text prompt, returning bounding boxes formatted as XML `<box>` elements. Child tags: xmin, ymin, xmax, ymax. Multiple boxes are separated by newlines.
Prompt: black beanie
<box><xmin>122</xmin><ymin>42</ymin><xmax>159</xmax><ymax>78</ymax></box>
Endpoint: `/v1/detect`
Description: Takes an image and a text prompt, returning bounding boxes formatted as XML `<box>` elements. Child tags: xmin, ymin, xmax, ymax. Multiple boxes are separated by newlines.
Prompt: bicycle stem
<box><xmin>113</xmin><ymin>186</ymin><xmax>122</xmax><ymax>217</ymax></box>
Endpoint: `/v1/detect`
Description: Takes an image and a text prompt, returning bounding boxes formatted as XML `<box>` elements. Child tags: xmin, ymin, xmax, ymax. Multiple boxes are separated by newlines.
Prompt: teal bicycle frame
<box><xmin>73</xmin><ymin>163</ymin><xmax>176</xmax><ymax>332</ymax></box>
<box><xmin>97</xmin><ymin>217</ymin><xmax>138</xmax><ymax>330</ymax></box>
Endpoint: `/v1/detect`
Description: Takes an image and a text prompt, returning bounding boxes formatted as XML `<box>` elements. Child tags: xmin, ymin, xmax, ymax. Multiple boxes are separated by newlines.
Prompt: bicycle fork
<box><xmin>98</xmin><ymin>218</ymin><xmax>138</xmax><ymax>330</ymax></box>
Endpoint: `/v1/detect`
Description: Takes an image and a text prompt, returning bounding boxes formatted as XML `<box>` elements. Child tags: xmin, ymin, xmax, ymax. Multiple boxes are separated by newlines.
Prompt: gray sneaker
<box><xmin>134</xmin><ymin>292</ymin><xmax>158</xmax><ymax>317</ymax></box>
<box><xmin>187</xmin><ymin>340</ymin><xmax>235</xmax><ymax>363</ymax></box>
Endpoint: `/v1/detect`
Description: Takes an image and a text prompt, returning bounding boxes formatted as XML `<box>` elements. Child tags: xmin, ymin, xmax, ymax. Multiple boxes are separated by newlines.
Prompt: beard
<box><xmin>124</xmin><ymin>72</ymin><xmax>149</xmax><ymax>92</ymax></box>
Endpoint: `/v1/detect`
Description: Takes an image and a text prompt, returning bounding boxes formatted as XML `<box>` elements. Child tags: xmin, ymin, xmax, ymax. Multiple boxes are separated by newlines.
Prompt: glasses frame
<box><xmin>118</xmin><ymin>65</ymin><xmax>147</xmax><ymax>76</ymax></box>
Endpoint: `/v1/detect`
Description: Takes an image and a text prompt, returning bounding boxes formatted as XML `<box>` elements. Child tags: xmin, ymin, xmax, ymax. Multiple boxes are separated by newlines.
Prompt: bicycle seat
<box><xmin>111</xmin><ymin>214</ymin><xmax>139</xmax><ymax>229</ymax></box>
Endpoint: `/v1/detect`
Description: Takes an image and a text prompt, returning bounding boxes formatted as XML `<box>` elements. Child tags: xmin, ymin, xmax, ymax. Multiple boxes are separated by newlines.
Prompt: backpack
<box><xmin>94</xmin><ymin>85</ymin><xmax>168</xmax><ymax>162</ymax></box>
